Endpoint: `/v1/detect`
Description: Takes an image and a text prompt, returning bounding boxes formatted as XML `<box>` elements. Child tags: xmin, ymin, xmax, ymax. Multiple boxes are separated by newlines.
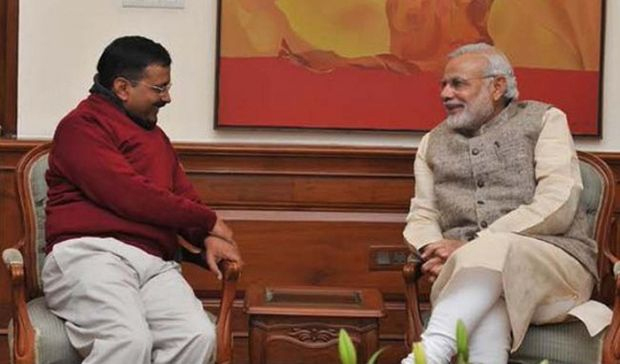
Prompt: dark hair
<box><xmin>96</xmin><ymin>36</ymin><xmax>171</xmax><ymax>88</ymax></box>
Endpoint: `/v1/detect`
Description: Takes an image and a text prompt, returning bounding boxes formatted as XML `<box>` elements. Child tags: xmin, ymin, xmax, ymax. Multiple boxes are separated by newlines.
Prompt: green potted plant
<box><xmin>338</xmin><ymin>329</ymin><xmax>384</xmax><ymax>364</ymax></box>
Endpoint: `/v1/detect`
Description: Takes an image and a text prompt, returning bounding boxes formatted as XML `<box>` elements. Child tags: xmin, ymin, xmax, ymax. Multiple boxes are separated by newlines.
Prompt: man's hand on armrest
<box><xmin>420</xmin><ymin>239</ymin><xmax>465</xmax><ymax>282</ymax></box>
<box><xmin>204</xmin><ymin>235</ymin><xmax>243</xmax><ymax>280</ymax></box>
<box><xmin>209</xmin><ymin>217</ymin><xmax>235</xmax><ymax>245</ymax></box>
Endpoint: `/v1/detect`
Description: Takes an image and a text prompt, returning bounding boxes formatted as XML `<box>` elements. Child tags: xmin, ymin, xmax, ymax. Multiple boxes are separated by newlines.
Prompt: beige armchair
<box><xmin>402</xmin><ymin>151</ymin><xmax>620</xmax><ymax>363</ymax></box>
<box><xmin>3</xmin><ymin>143</ymin><xmax>240</xmax><ymax>364</ymax></box>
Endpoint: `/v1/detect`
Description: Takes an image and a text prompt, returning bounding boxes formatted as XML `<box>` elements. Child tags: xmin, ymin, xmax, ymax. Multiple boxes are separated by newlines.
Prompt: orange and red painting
<box><xmin>215</xmin><ymin>0</ymin><xmax>604</xmax><ymax>135</ymax></box>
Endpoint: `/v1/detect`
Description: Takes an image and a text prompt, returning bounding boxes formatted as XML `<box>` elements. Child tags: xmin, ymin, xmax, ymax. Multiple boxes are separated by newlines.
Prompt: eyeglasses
<box><xmin>440</xmin><ymin>74</ymin><xmax>498</xmax><ymax>91</ymax></box>
<box><xmin>126</xmin><ymin>79</ymin><xmax>172</xmax><ymax>95</ymax></box>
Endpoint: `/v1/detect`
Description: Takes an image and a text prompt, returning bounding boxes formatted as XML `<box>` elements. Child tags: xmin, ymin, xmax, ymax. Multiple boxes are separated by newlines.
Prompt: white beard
<box><xmin>445</xmin><ymin>87</ymin><xmax>495</xmax><ymax>132</ymax></box>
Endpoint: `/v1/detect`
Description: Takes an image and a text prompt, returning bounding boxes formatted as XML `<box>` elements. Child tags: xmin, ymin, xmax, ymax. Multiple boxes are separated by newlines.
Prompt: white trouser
<box><xmin>401</xmin><ymin>268</ymin><xmax>511</xmax><ymax>364</ymax></box>
<box><xmin>41</xmin><ymin>237</ymin><xmax>216</xmax><ymax>364</ymax></box>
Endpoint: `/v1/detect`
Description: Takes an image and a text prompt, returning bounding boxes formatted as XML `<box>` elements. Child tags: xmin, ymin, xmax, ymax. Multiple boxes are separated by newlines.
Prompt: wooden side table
<box><xmin>244</xmin><ymin>285</ymin><xmax>385</xmax><ymax>364</ymax></box>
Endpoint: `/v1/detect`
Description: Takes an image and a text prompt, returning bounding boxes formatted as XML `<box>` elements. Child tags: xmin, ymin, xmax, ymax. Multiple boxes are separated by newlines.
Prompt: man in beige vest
<box><xmin>401</xmin><ymin>43</ymin><xmax>609</xmax><ymax>363</ymax></box>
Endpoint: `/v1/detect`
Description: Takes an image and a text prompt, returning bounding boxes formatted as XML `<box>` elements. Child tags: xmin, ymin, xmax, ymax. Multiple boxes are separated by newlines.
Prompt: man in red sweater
<box><xmin>41</xmin><ymin>36</ymin><xmax>242</xmax><ymax>363</ymax></box>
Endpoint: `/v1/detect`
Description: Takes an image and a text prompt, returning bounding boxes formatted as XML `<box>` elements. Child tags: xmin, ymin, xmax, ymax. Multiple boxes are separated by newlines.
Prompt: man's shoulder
<box><xmin>55</xmin><ymin>100</ymin><xmax>106</xmax><ymax>136</ymax></box>
<box><xmin>55</xmin><ymin>97</ymin><xmax>97</xmax><ymax>130</ymax></box>
<box><xmin>514</xmin><ymin>100</ymin><xmax>553</xmax><ymax>113</ymax></box>
<box><xmin>58</xmin><ymin>94</ymin><xmax>111</xmax><ymax>125</ymax></box>
<box><xmin>426</xmin><ymin>117</ymin><xmax>452</xmax><ymax>141</ymax></box>
<box><xmin>508</xmin><ymin>100</ymin><xmax>558</xmax><ymax>130</ymax></box>
<box><xmin>54</xmin><ymin>94</ymin><xmax>146</xmax><ymax>142</ymax></box>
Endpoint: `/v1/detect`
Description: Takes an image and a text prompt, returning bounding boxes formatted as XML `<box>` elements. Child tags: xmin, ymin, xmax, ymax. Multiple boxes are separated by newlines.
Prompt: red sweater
<box><xmin>45</xmin><ymin>94</ymin><xmax>217</xmax><ymax>260</ymax></box>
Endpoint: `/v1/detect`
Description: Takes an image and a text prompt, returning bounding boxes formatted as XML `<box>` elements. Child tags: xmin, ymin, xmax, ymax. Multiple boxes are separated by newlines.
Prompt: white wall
<box><xmin>17</xmin><ymin>0</ymin><xmax>620</xmax><ymax>150</ymax></box>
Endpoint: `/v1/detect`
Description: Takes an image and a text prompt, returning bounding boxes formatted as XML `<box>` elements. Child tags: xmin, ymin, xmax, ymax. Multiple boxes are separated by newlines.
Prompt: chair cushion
<box><xmin>8</xmin><ymin>297</ymin><xmax>81</xmax><ymax>364</ymax></box>
<box><xmin>578</xmin><ymin>160</ymin><xmax>603</xmax><ymax>238</ymax></box>
<box><xmin>9</xmin><ymin>297</ymin><xmax>220</xmax><ymax>364</ymax></box>
<box><xmin>30</xmin><ymin>154</ymin><xmax>49</xmax><ymax>291</ymax></box>
<box><xmin>508</xmin><ymin>160</ymin><xmax>606</xmax><ymax>363</ymax></box>
<box><xmin>419</xmin><ymin>312</ymin><xmax>604</xmax><ymax>364</ymax></box>
<box><xmin>509</xmin><ymin>321</ymin><xmax>604</xmax><ymax>364</ymax></box>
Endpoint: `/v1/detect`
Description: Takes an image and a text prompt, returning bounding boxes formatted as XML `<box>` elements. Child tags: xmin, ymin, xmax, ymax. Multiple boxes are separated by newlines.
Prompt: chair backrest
<box><xmin>576</xmin><ymin>151</ymin><xmax>616</xmax><ymax>304</ymax></box>
<box><xmin>16</xmin><ymin>143</ymin><xmax>52</xmax><ymax>298</ymax></box>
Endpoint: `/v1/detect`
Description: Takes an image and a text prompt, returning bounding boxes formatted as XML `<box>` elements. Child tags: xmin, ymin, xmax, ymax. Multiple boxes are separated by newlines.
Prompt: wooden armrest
<box><xmin>177</xmin><ymin>239</ymin><xmax>241</xmax><ymax>364</ymax></box>
<box><xmin>216</xmin><ymin>260</ymin><xmax>240</xmax><ymax>364</ymax></box>
<box><xmin>604</xmin><ymin>272</ymin><xmax>620</xmax><ymax>363</ymax></box>
<box><xmin>219</xmin><ymin>259</ymin><xmax>241</xmax><ymax>282</ymax></box>
<box><xmin>402</xmin><ymin>251</ymin><xmax>425</xmax><ymax>348</ymax></box>
<box><xmin>403</xmin><ymin>252</ymin><xmax>424</xmax><ymax>284</ymax></box>
<box><xmin>2</xmin><ymin>246</ymin><xmax>36</xmax><ymax>364</ymax></box>
<box><xmin>178</xmin><ymin>240</ymin><xmax>242</xmax><ymax>280</ymax></box>
<box><xmin>3</xmin><ymin>248</ymin><xmax>24</xmax><ymax>267</ymax></box>
<box><xmin>614</xmin><ymin>262</ymin><xmax>620</xmax><ymax>279</ymax></box>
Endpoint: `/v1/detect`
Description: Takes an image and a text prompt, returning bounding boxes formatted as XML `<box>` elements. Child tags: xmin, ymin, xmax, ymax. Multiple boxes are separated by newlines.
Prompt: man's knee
<box><xmin>115</xmin><ymin>326</ymin><xmax>154</xmax><ymax>355</ymax></box>
<box><xmin>80</xmin><ymin>325</ymin><xmax>153</xmax><ymax>362</ymax></box>
<box><xmin>191</xmin><ymin>319</ymin><xmax>216</xmax><ymax>347</ymax></box>
<box><xmin>178</xmin><ymin>314</ymin><xmax>217</xmax><ymax>350</ymax></box>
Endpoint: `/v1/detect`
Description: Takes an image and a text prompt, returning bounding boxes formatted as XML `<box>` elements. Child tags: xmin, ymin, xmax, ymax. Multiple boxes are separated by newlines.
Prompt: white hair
<box><xmin>448</xmin><ymin>43</ymin><xmax>519</xmax><ymax>101</ymax></box>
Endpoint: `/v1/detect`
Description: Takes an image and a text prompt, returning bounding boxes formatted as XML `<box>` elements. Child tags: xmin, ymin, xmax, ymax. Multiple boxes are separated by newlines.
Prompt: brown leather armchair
<box><xmin>402</xmin><ymin>151</ymin><xmax>620</xmax><ymax>364</ymax></box>
<box><xmin>2</xmin><ymin>143</ymin><xmax>240</xmax><ymax>364</ymax></box>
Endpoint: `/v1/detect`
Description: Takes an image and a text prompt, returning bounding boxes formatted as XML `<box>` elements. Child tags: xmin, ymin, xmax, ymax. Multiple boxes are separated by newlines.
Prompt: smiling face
<box><xmin>440</xmin><ymin>53</ymin><xmax>506</xmax><ymax>131</ymax></box>
<box><xmin>112</xmin><ymin>64</ymin><xmax>171</xmax><ymax>124</ymax></box>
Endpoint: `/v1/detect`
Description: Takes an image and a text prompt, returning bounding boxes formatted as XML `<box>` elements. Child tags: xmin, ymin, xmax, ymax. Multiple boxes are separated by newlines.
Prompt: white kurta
<box><xmin>403</xmin><ymin>108</ymin><xmax>611</xmax><ymax>351</ymax></box>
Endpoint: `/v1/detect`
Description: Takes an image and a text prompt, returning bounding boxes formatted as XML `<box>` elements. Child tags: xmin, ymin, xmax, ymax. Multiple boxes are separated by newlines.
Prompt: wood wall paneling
<box><xmin>0</xmin><ymin>335</ymin><xmax>7</xmax><ymax>364</ymax></box>
<box><xmin>0</xmin><ymin>0</ymin><xmax>18</xmax><ymax>138</ymax></box>
<box><xmin>1</xmin><ymin>141</ymin><xmax>620</xmax><ymax>363</ymax></box>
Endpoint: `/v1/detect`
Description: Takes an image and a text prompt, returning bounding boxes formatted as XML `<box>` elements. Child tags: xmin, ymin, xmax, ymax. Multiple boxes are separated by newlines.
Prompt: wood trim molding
<box><xmin>174</xmin><ymin>143</ymin><xmax>414</xmax><ymax>177</ymax></box>
<box><xmin>173</xmin><ymin>142</ymin><xmax>414</xmax><ymax>156</ymax></box>
<box><xmin>4</xmin><ymin>140</ymin><xmax>620</xmax><ymax>167</ymax></box>
<box><xmin>4</xmin><ymin>141</ymin><xmax>620</xmax><ymax>175</ymax></box>
<box><xmin>0</xmin><ymin>0</ymin><xmax>18</xmax><ymax>138</ymax></box>
<box><xmin>0</xmin><ymin>140</ymin><xmax>40</xmax><ymax>171</ymax></box>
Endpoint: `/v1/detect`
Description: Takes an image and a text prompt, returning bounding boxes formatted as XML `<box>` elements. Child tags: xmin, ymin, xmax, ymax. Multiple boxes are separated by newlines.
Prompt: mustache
<box><xmin>443</xmin><ymin>101</ymin><xmax>464</xmax><ymax>108</ymax></box>
<box><xmin>154</xmin><ymin>100</ymin><xmax>168</xmax><ymax>108</ymax></box>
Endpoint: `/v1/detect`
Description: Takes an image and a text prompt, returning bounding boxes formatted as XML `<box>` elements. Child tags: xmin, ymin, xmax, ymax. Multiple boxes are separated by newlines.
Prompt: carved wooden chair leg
<box><xmin>216</xmin><ymin>260</ymin><xmax>240</xmax><ymax>364</ymax></box>
<box><xmin>402</xmin><ymin>254</ymin><xmax>424</xmax><ymax>348</ymax></box>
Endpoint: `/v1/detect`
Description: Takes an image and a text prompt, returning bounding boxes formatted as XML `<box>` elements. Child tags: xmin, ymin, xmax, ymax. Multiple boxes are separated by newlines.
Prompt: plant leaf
<box><xmin>366</xmin><ymin>347</ymin><xmax>385</xmax><ymax>364</ymax></box>
<box><xmin>456</xmin><ymin>319</ymin><xmax>469</xmax><ymax>364</ymax></box>
<box><xmin>412</xmin><ymin>342</ymin><xmax>427</xmax><ymax>364</ymax></box>
<box><xmin>339</xmin><ymin>329</ymin><xmax>357</xmax><ymax>364</ymax></box>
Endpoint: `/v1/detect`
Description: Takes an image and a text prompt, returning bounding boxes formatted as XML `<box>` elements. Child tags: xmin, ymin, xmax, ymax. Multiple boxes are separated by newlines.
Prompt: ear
<box><xmin>491</xmin><ymin>76</ymin><xmax>507</xmax><ymax>102</ymax></box>
<box><xmin>111</xmin><ymin>77</ymin><xmax>132</xmax><ymax>102</ymax></box>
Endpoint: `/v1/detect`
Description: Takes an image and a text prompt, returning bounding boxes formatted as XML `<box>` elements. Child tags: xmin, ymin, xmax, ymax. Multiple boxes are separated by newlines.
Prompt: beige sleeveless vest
<box><xmin>426</xmin><ymin>101</ymin><xmax>597</xmax><ymax>278</ymax></box>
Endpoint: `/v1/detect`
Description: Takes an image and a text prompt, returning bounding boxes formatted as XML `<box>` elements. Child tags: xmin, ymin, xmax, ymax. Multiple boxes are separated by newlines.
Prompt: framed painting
<box><xmin>215</xmin><ymin>0</ymin><xmax>605</xmax><ymax>136</ymax></box>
